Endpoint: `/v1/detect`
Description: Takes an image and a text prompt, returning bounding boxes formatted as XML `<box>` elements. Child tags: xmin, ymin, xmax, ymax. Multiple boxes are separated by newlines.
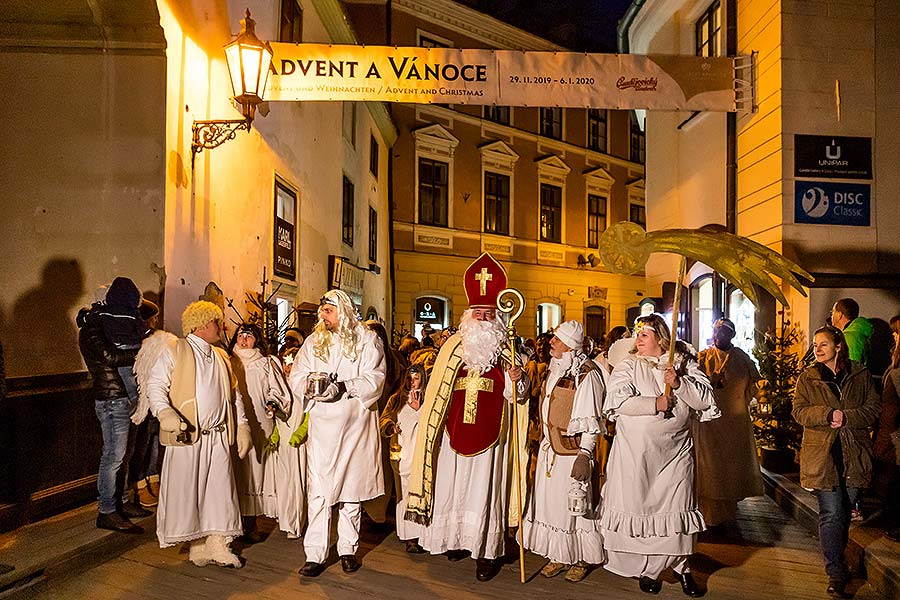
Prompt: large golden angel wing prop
<box><xmin>598</xmin><ymin>222</ymin><xmax>813</xmax><ymax>307</ymax></box>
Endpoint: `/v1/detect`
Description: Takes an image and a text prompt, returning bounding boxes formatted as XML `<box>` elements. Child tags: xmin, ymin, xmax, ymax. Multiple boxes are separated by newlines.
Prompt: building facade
<box><xmin>345</xmin><ymin>0</ymin><xmax>648</xmax><ymax>342</ymax></box>
<box><xmin>624</xmin><ymin>0</ymin><xmax>900</xmax><ymax>351</ymax></box>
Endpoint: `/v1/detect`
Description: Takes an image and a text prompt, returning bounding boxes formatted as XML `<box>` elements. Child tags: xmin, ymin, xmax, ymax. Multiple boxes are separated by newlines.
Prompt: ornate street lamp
<box><xmin>191</xmin><ymin>9</ymin><xmax>273</xmax><ymax>165</ymax></box>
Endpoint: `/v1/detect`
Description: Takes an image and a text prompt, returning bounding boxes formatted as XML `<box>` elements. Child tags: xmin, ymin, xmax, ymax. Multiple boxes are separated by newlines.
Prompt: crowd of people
<box><xmin>74</xmin><ymin>267</ymin><xmax>900</xmax><ymax>598</ymax></box>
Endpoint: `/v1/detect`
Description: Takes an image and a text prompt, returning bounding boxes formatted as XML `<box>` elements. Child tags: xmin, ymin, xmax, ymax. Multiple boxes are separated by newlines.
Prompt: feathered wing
<box><xmin>132</xmin><ymin>330</ymin><xmax>178</xmax><ymax>425</ymax></box>
<box><xmin>598</xmin><ymin>222</ymin><xmax>813</xmax><ymax>307</ymax></box>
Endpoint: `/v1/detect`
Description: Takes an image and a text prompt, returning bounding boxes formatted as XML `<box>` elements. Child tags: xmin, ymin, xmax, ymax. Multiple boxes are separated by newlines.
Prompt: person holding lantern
<box><xmin>600</xmin><ymin>313</ymin><xmax>717</xmax><ymax>596</ymax></box>
<box><xmin>380</xmin><ymin>363</ymin><xmax>428</xmax><ymax>553</ymax></box>
<box><xmin>694</xmin><ymin>317</ymin><xmax>764</xmax><ymax>526</ymax></box>
<box><xmin>521</xmin><ymin>320</ymin><xmax>606</xmax><ymax>582</ymax></box>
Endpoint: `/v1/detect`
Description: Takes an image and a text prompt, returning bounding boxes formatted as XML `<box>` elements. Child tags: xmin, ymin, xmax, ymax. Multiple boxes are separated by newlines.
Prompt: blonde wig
<box><xmin>181</xmin><ymin>301</ymin><xmax>223</xmax><ymax>337</ymax></box>
<box><xmin>313</xmin><ymin>289</ymin><xmax>362</xmax><ymax>362</ymax></box>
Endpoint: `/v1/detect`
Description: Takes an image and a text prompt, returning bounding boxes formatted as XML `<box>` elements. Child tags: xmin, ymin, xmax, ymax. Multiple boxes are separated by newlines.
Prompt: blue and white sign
<box><xmin>794</xmin><ymin>181</ymin><xmax>870</xmax><ymax>226</ymax></box>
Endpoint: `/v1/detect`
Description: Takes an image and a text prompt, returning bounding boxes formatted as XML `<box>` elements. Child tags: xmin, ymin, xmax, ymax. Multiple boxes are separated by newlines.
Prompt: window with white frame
<box><xmin>418</xmin><ymin>157</ymin><xmax>448</xmax><ymax>227</ymax></box>
<box><xmin>540</xmin><ymin>184</ymin><xmax>562</xmax><ymax>243</ymax></box>
<box><xmin>484</xmin><ymin>106</ymin><xmax>510</xmax><ymax>125</ymax></box>
<box><xmin>629</xmin><ymin>202</ymin><xmax>646</xmax><ymax>229</ymax></box>
<box><xmin>587</xmin><ymin>194</ymin><xmax>607</xmax><ymax>249</ymax></box>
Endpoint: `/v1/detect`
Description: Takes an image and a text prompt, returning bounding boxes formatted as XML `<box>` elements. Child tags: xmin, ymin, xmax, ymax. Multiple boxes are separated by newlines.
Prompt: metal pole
<box><xmin>664</xmin><ymin>257</ymin><xmax>688</xmax><ymax>400</ymax></box>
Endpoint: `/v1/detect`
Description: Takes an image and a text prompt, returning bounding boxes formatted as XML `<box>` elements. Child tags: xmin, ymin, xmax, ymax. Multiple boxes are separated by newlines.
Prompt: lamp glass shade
<box><xmin>223</xmin><ymin>10</ymin><xmax>272</xmax><ymax>111</ymax></box>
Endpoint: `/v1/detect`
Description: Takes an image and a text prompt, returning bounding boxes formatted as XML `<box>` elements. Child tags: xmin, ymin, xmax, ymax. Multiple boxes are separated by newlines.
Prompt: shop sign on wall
<box><xmin>794</xmin><ymin>181</ymin><xmax>870</xmax><ymax>227</ymax></box>
<box><xmin>794</xmin><ymin>135</ymin><xmax>872</xmax><ymax>179</ymax></box>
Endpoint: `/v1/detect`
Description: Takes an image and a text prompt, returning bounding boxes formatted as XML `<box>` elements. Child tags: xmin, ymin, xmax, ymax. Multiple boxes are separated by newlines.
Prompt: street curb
<box><xmin>762</xmin><ymin>467</ymin><xmax>900</xmax><ymax>600</ymax></box>
<box><xmin>0</xmin><ymin>504</ymin><xmax>155</xmax><ymax>599</ymax></box>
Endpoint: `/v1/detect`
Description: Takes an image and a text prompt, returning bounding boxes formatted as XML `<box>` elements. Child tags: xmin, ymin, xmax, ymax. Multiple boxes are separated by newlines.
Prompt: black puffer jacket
<box><xmin>78</xmin><ymin>309</ymin><xmax>138</xmax><ymax>402</ymax></box>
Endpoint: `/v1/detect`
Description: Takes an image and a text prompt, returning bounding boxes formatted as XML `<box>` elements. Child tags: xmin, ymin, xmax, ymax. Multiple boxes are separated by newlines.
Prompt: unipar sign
<box><xmin>265</xmin><ymin>43</ymin><xmax>737</xmax><ymax>112</ymax></box>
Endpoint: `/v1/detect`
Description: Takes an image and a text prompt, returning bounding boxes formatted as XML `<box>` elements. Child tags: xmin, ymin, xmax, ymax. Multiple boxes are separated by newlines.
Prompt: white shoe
<box><xmin>205</xmin><ymin>534</ymin><xmax>242</xmax><ymax>568</ymax></box>
<box><xmin>188</xmin><ymin>539</ymin><xmax>213</xmax><ymax>567</ymax></box>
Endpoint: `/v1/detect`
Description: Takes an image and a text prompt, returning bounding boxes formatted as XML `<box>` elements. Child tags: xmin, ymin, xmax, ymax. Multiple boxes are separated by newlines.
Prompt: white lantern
<box><xmin>567</xmin><ymin>480</ymin><xmax>588</xmax><ymax>516</ymax></box>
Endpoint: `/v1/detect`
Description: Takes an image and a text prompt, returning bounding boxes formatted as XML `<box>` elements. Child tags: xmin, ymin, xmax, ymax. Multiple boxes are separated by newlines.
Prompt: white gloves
<box><xmin>237</xmin><ymin>424</ymin><xmax>252</xmax><ymax>459</ymax></box>
<box><xmin>158</xmin><ymin>406</ymin><xmax>187</xmax><ymax>434</ymax></box>
<box><xmin>315</xmin><ymin>382</ymin><xmax>342</xmax><ymax>403</ymax></box>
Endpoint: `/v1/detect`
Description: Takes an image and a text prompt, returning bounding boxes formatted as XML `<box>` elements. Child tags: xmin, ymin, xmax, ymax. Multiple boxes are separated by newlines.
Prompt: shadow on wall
<box><xmin>0</xmin><ymin>258</ymin><xmax>85</xmax><ymax>378</ymax></box>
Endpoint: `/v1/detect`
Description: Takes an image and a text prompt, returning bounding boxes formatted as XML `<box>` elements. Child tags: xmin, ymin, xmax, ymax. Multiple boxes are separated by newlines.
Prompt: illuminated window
<box><xmin>696</xmin><ymin>1</ymin><xmax>722</xmax><ymax>57</ymax></box>
<box><xmin>540</xmin><ymin>184</ymin><xmax>562</xmax><ymax>243</ymax></box>
<box><xmin>537</xmin><ymin>302</ymin><xmax>562</xmax><ymax>335</ymax></box>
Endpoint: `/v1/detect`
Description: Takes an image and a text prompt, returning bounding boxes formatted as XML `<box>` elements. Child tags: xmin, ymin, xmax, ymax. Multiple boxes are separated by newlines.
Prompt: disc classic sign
<box><xmin>266</xmin><ymin>44</ymin><xmax>737</xmax><ymax>111</ymax></box>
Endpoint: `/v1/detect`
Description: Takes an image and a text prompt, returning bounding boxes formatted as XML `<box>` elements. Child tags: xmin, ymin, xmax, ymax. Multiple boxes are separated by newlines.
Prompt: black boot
<box><xmin>674</xmin><ymin>571</ymin><xmax>704</xmax><ymax>597</ymax></box>
<box><xmin>639</xmin><ymin>576</ymin><xmax>661</xmax><ymax>594</ymax></box>
<box><xmin>475</xmin><ymin>558</ymin><xmax>501</xmax><ymax>581</ymax></box>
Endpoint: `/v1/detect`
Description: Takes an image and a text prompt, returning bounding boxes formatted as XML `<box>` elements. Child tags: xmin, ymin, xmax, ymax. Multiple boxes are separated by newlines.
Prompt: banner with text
<box><xmin>266</xmin><ymin>44</ymin><xmax>736</xmax><ymax>112</ymax></box>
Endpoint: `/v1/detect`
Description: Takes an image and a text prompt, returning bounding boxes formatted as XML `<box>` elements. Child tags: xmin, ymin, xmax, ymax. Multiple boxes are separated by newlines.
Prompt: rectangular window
<box><xmin>629</xmin><ymin>203</ymin><xmax>647</xmax><ymax>229</ymax></box>
<box><xmin>630</xmin><ymin>112</ymin><xmax>646</xmax><ymax>164</ymax></box>
<box><xmin>279</xmin><ymin>0</ymin><xmax>303</xmax><ymax>43</ymax></box>
<box><xmin>342</xmin><ymin>176</ymin><xmax>354</xmax><ymax>247</ymax></box>
<box><xmin>696</xmin><ymin>1</ymin><xmax>722</xmax><ymax>57</ymax></box>
<box><xmin>540</xmin><ymin>183</ymin><xmax>562</xmax><ymax>243</ymax></box>
<box><xmin>369</xmin><ymin>134</ymin><xmax>379</xmax><ymax>178</ymax></box>
<box><xmin>483</xmin><ymin>171</ymin><xmax>510</xmax><ymax>235</ymax></box>
<box><xmin>587</xmin><ymin>109</ymin><xmax>607</xmax><ymax>152</ymax></box>
<box><xmin>484</xmin><ymin>106</ymin><xmax>510</xmax><ymax>125</ymax></box>
<box><xmin>540</xmin><ymin>107</ymin><xmax>562</xmax><ymax>140</ymax></box>
<box><xmin>342</xmin><ymin>102</ymin><xmax>356</xmax><ymax>147</ymax></box>
<box><xmin>273</xmin><ymin>180</ymin><xmax>297</xmax><ymax>279</ymax></box>
<box><xmin>418</xmin><ymin>157</ymin><xmax>449</xmax><ymax>227</ymax></box>
<box><xmin>587</xmin><ymin>194</ymin><xmax>607</xmax><ymax>248</ymax></box>
<box><xmin>369</xmin><ymin>207</ymin><xmax>377</xmax><ymax>263</ymax></box>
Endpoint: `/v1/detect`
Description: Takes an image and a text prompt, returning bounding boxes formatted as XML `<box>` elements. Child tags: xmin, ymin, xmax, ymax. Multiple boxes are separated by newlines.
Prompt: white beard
<box><xmin>549</xmin><ymin>351</ymin><xmax>573</xmax><ymax>377</ymax></box>
<box><xmin>459</xmin><ymin>312</ymin><xmax>506</xmax><ymax>374</ymax></box>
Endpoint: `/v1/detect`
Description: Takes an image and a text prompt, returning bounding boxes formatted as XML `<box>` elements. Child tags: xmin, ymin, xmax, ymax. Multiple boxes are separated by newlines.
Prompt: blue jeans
<box><xmin>814</xmin><ymin>485</ymin><xmax>860</xmax><ymax>582</ymax></box>
<box><xmin>95</xmin><ymin>397</ymin><xmax>136</xmax><ymax>514</ymax></box>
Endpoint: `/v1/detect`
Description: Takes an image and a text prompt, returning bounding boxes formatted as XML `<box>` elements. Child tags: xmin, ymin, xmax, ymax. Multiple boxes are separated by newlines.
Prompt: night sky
<box><xmin>457</xmin><ymin>0</ymin><xmax>634</xmax><ymax>53</ymax></box>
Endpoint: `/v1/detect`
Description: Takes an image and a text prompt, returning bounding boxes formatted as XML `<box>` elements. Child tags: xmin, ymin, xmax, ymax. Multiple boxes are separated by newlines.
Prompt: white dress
<box><xmin>232</xmin><ymin>348</ymin><xmax>290</xmax><ymax>518</ymax></box>
<box><xmin>600</xmin><ymin>352</ymin><xmax>717</xmax><ymax>579</ymax></box>
<box><xmin>288</xmin><ymin>327</ymin><xmax>385</xmax><ymax>505</ymax></box>
<box><xmin>522</xmin><ymin>353</ymin><xmax>606</xmax><ymax>566</ymax></box>
<box><xmin>148</xmin><ymin>334</ymin><xmax>246</xmax><ymax>548</ymax></box>
<box><xmin>273</xmin><ymin>364</ymin><xmax>307</xmax><ymax>538</ymax></box>
<box><xmin>416</xmin><ymin>367</ymin><xmax>521</xmax><ymax>560</ymax></box>
<box><xmin>394</xmin><ymin>401</ymin><xmax>423</xmax><ymax>541</ymax></box>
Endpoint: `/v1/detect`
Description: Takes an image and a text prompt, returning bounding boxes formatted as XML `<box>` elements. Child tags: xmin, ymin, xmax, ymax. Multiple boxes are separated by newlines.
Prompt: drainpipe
<box><xmin>726</xmin><ymin>0</ymin><xmax>737</xmax><ymax>234</ymax></box>
<box><xmin>616</xmin><ymin>0</ymin><xmax>647</xmax><ymax>54</ymax></box>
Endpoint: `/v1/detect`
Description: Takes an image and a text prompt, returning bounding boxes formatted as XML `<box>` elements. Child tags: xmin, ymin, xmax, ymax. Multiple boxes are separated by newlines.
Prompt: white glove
<box><xmin>314</xmin><ymin>382</ymin><xmax>342</xmax><ymax>403</ymax></box>
<box><xmin>158</xmin><ymin>407</ymin><xmax>187</xmax><ymax>434</ymax></box>
<box><xmin>237</xmin><ymin>424</ymin><xmax>252</xmax><ymax>459</ymax></box>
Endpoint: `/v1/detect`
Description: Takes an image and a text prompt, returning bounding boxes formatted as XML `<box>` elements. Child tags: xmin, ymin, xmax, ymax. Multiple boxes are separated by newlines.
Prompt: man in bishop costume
<box><xmin>405</xmin><ymin>252</ymin><xmax>529</xmax><ymax>582</ymax></box>
<box><xmin>289</xmin><ymin>289</ymin><xmax>386</xmax><ymax>577</ymax></box>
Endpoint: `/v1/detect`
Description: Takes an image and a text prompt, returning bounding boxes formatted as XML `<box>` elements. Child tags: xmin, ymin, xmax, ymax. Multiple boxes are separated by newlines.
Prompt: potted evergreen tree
<box><xmin>751</xmin><ymin>314</ymin><xmax>808</xmax><ymax>473</ymax></box>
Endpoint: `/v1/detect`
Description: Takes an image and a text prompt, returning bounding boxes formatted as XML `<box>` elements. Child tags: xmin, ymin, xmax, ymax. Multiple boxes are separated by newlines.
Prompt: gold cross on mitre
<box><xmin>454</xmin><ymin>369</ymin><xmax>494</xmax><ymax>424</ymax></box>
<box><xmin>475</xmin><ymin>267</ymin><xmax>492</xmax><ymax>295</ymax></box>
<box><xmin>463</xmin><ymin>252</ymin><xmax>508</xmax><ymax>308</ymax></box>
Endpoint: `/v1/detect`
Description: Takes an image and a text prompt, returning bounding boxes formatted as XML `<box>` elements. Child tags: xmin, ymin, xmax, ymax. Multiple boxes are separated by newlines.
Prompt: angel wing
<box><xmin>132</xmin><ymin>330</ymin><xmax>177</xmax><ymax>425</ymax></box>
<box><xmin>598</xmin><ymin>222</ymin><xmax>813</xmax><ymax>307</ymax></box>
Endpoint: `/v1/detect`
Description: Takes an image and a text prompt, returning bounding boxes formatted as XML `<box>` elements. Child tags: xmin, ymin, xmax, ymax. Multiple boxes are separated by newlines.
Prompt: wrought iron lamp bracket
<box><xmin>191</xmin><ymin>118</ymin><xmax>251</xmax><ymax>168</ymax></box>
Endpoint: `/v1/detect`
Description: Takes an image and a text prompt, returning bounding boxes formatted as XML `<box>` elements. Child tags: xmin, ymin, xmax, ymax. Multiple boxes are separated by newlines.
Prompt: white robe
<box><xmin>394</xmin><ymin>401</ymin><xmax>424</xmax><ymax>541</ymax></box>
<box><xmin>147</xmin><ymin>334</ymin><xmax>247</xmax><ymax>548</ymax></box>
<box><xmin>274</xmin><ymin>359</ymin><xmax>308</xmax><ymax>537</ymax></box>
<box><xmin>232</xmin><ymin>349</ymin><xmax>290</xmax><ymax>518</ymax></box>
<box><xmin>288</xmin><ymin>327</ymin><xmax>385</xmax><ymax>505</ymax></box>
<box><xmin>416</xmin><ymin>367</ymin><xmax>523</xmax><ymax>560</ymax></box>
<box><xmin>522</xmin><ymin>353</ymin><xmax>606</xmax><ymax>566</ymax></box>
<box><xmin>600</xmin><ymin>352</ymin><xmax>717</xmax><ymax>579</ymax></box>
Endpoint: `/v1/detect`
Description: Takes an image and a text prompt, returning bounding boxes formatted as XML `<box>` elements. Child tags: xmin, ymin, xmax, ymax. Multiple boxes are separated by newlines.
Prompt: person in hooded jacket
<box><xmin>792</xmin><ymin>325</ymin><xmax>881</xmax><ymax>598</ymax></box>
